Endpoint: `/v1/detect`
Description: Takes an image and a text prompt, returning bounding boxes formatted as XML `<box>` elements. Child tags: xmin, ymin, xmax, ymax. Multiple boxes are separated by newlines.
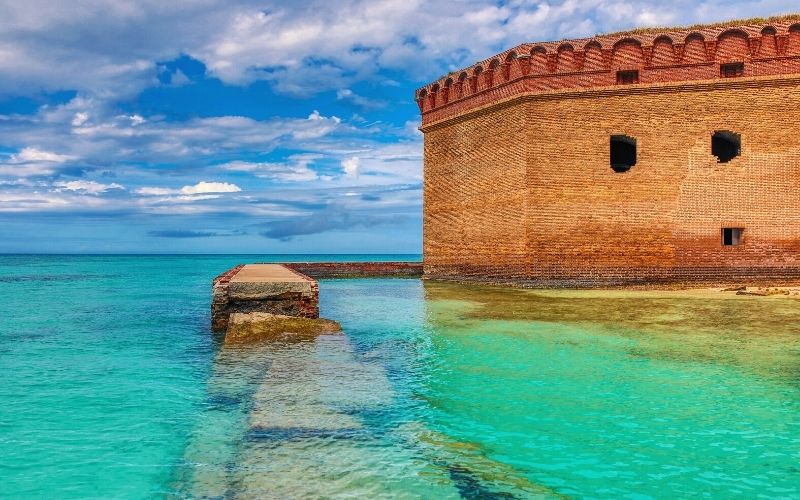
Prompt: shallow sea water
<box><xmin>1</xmin><ymin>255</ymin><xmax>799</xmax><ymax>498</ymax></box>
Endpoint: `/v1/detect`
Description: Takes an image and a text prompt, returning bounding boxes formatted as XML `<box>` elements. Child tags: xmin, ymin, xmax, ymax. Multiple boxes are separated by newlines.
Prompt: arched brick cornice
<box><xmin>417</xmin><ymin>16</ymin><xmax>800</xmax><ymax>118</ymax></box>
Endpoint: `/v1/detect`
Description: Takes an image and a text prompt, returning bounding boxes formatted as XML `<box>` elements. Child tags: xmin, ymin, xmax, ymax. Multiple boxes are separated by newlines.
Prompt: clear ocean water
<box><xmin>0</xmin><ymin>255</ymin><xmax>799</xmax><ymax>499</ymax></box>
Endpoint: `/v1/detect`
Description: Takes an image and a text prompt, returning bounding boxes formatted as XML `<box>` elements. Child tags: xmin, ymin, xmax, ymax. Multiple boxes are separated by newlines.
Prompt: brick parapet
<box><xmin>212</xmin><ymin>264</ymin><xmax>245</xmax><ymax>286</ymax></box>
<box><xmin>420</xmin><ymin>74</ymin><xmax>800</xmax><ymax>131</ymax></box>
<box><xmin>417</xmin><ymin>17</ymin><xmax>800</xmax><ymax>126</ymax></box>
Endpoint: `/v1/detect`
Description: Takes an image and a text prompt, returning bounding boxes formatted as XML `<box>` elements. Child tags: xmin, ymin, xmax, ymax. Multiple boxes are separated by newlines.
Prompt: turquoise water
<box><xmin>1</xmin><ymin>256</ymin><xmax>799</xmax><ymax>498</ymax></box>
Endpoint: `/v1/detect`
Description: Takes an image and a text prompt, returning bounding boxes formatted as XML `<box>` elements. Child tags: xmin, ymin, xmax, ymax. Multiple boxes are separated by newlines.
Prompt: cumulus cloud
<box><xmin>135</xmin><ymin>187</ymin><xmax>176</xmax><ymax>196</ymax></box>
<box><xmin>0</xmin><ymin>1</ymin><xmax>230</xmax><ymax>97</ymax></box>
<box><xmin>1</xmin><ymin>0</ymin><xmax>790</xmax><ymax>99</ymax></box>
<box><xmin>0</xmin><ymin>192</ymin><xmax>72</xmax><ymax>212</ymax></box>
<box><xmin>342</xmin><ymin>157</ymin><xmax>360</xmax><ymax>178</ymax></box>
<box><xmin>195</xmin><ymin>1</ymin><xmax>508</xmax><ymax>91</ymax></box>
<box><xmin>323</xmin><ymin>142</ymin><xmax>421</xmax><ymax>182</ymax></box>
<box><xmin>136</xmin><ymin>181</ymin><xmax>241</xmax><ymax>196</ymax></box>
<box><xmin>10</xmin><ymin>148</ymin><xmax>73</xmax><ymax>164</ymax></box>
<box><xmin>71</xmin><ymin>112</ymin><xmax>90</xmax><ymax>127</ymax></box>
<box><xmin>54</xmin><ymin>180</ymin><xmax>124</xmax><ymax>195</ymax></box>
<box><xmin>0</xmin><ymin>99</ymin><xmax>344</xmax><ymax>170</ymax></box>
<box><xmin>0</xmin><ymin>147</ymin><xmax>76</xmax><ymax>176</ymax></box>
<box><xmin>180</xmin><ymin>181</ymin><xmax>241</xmax><ymax>195</ymax></box>
<box><xmin>221</xmin><ymin>154</ymin><xmax>320</xmax><ymax>181</ymax></box>
<box><xmin>0</xmin><ymin>190</ymin><xmax>119</xmax><ymax>212</ymax></box>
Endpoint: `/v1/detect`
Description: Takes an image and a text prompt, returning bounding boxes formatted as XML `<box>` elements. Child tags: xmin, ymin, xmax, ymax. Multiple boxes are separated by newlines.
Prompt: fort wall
<box><xmin>420</xmin><ymin>17</ymin><xmax>800</xmax><ymax>286</ymax></box>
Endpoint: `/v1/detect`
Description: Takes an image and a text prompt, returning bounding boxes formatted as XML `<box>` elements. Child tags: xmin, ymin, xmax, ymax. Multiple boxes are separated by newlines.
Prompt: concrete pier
<box><xmin>211</xmin><ymin>264</ymin><xmax>318</xmax><ymax>332</ymax></box>
<box><xmin>211</xmin><ymin>261</ymin><xmax>423</xmax><ymax>332</ymax></box>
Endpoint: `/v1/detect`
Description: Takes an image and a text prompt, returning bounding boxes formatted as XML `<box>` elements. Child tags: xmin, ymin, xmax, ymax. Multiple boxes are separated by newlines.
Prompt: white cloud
<box><xmin>168</xmin><ymin>68</ymin><xmax>191</xmax><ymax>86</ymax></box>
<box><xmin>336</xmin><ymin>89</ymin><xmax>385</xmax><ymax>110</ymax></box>
<box><xmin>10</xmin><ymin>147</ymin><xmax>72</xmax><ymax>164</ymax></box>
<box><xmin>0</xmin><ymin>188</ymin><xmax>122</xmax><ymax>212</ymax></box>
<box><xmin>0</xmin><ymin>192</ymin><xmax>72</xmax><ymax>211</ymax></box>
<box><xmin>0</xmin><ymin>0</ymin><xmax>793</xmax><ymax>100</ymax></box>
<box><xmin>136</xmin><ymin>181</ymin><xmax>241</xmax><ymax>197</ymax></box>
<box><xmin>180</xmin><ymin>181</ymin><xmax>241</xmax><ymax>195</ymax></box>
<box><xmin>0</xmin><ymin>98</ymin><xmax>345</xmax><ymax>169</ymax></box>
<box><xmin>301</xmin><ymin>141</ymin><xmax>422</xmax><ymax>185</ymax></box>
<box><xmin>127</xmin><ymin>114</ymin><xmax>146</xmax><ymax>126</ymax></box>
<box><xmin>54</xmin><ymin>180</ymin><xmax>124</xmax><ymax>195</ymax></box>
<box><xmin>342</xmin><ymin>157</ymin><xmax>360</xmax><ymax>178</ymax></box>
<box><xmin>132</xmin><ymin>184</ymin><xmax>239</xmax><ymax>208</ymax></box>
<box><xmin>135</xmin><ymin>187</ymin><xmax>175</xmax><ymax>196</ymax></box>
<box><xmin>0</xmin><ymin>147</ymin><xmax>75</xmax><ymax>177</ymax></box>
<box><xmin>221</xmin><ymin>154</ymin><xmax>320</xmax><ymax>182</ymax></box>
<box><xmin>71</xmin><ymin>112</ymin><xmax>89</xmax><ymax>127</ymax></box>
<box><xmin>0</xmin><ymin>1</ymin><xmax>232</xmax><ymax>97</ymax></box>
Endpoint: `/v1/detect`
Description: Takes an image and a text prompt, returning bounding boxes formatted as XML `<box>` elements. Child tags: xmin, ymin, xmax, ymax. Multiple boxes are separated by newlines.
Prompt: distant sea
<box><xmin>1</xmin><ymin>254</ymin><xmax>798</xmax><ymax>498</ymax></box>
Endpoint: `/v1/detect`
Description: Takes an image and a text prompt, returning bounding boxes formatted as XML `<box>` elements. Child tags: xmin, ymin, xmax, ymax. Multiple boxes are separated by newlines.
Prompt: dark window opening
<box><xmin>712</xmin><ymin>131</ymin><xmax>741</xmax><ymax>163</ymax></box>
<box><xmin>720</xmin><ymin>62</ymin><xmax>744</xmax><ymax>78</ymax></box>
<box><xmin>722</xmin><ymin>228</ymin><xmax>744</xmax><ymax>246</ymax></box>
<box><xmin>610</xmin><ymin>135</ymin><xmax>637</xmax><ymax>173</ymax></box>
<box><xmin>616</xmin><ymin>70</ymin><xmax>639</xmax><ymax>84</ymax></box>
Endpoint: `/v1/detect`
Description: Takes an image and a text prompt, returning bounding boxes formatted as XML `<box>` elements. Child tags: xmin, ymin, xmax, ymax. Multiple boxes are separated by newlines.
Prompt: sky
<box><xmin>0</xmin><ymin>0</ymin><xmax>794</xmax><ymax>253</ymax></box>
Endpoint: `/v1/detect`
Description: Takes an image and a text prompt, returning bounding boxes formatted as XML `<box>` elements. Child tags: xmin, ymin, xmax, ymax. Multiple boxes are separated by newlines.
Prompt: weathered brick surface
<box><xmin>420</xmin><ymin>18</ymin><xmax>800</xmax><ymax>286</ymax></box>
<box><xmin>283</xmin><ymin>262</ymin><xmax>423</xmax><ymax>278</ymax></box>
<box><xmin>417</xmin><ymin>19</ymin><xmax>800</xmax><ymax>126</ymax></box>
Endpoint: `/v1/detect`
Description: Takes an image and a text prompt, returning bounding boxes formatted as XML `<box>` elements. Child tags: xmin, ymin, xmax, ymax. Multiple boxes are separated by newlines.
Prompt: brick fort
<box><xmin>417</xmin><ymin>16</ymin><xmax>800</xmax><ymax>286</ymax></box>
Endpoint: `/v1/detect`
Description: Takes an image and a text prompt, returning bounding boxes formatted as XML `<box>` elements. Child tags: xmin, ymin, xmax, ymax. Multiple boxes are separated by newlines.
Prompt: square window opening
<box><xmin>722</xmin><ymin>227</ymin><xmax>744</xmax><ymax>246</ymax></box>
<box><xmin>720</xmin><ymin>62</ymin><xmax>744</xmax><ymax>78</ymax></box>
<box><xmin>712</xmin><ymin>131</ymin><xmax>741</xmax><ymax>163</ymax></box>
<box><xmin>610</xmin><ymin>135</ymin><xmax>637</xmax><ymax>172</ymax></box>
<box><xmin>616</xmin><ymin>70</ymin><xmax>639</xmax><ymax>85</ymax></box>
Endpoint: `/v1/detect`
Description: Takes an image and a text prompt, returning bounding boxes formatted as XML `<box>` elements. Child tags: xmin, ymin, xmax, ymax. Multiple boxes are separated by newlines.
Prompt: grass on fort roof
<box><xmin>599</xmin><ymin>13</ymin><xmax>800</xmax><ymax>37</ymax></box>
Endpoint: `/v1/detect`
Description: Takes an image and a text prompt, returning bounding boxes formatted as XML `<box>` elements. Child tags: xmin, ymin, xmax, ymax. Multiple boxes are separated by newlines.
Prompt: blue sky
<box><xmin>0</xmin><ymin>0</ymin><xmax>792</xmax><ymax>253</ymax></box>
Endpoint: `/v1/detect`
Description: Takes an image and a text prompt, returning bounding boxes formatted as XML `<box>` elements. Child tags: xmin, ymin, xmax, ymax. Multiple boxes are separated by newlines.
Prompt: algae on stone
<box><xmin>225</xmin><ymin>312</ymin><xmax>342</xmax><ymax>344</ymax></box>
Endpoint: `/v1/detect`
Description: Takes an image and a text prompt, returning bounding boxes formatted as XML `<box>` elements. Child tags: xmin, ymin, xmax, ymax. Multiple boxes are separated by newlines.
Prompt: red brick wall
<box><xmin>422</xmin><ymin>77</ymin><xmax>800</xmax><ymax>286</ymax></box>
<box><xmin>424</xmin><ymin>102</ymin><xmax>529</xmax><ymax>280</ymax></box>
<box><xmin>418</xmin><ymin>19</ymin><xmax>800</xmax><ymax>128</ymax></box>
<box><xmin>283</xmin><ymin>262</ymin><xmax>422</xmax><ymax>278</ymax></box>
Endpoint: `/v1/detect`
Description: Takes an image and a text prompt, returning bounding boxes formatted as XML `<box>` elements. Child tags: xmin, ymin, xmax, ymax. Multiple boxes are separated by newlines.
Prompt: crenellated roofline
<box><xmin>416</xmin><ymin>15</ymin><xmax>800</xmax><ymax>126</ymax></box>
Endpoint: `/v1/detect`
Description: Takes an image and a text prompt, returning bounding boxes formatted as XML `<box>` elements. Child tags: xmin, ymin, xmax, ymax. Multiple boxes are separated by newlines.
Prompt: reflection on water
<box><xmin>175</xmin><ymin>279</ymin><xmax>800</xmax><ymax>498</ymax></box>
<box><xmin>423</xmin><ymin>282</ymin><xmax>800</xmax><ymax>383</ymax></box>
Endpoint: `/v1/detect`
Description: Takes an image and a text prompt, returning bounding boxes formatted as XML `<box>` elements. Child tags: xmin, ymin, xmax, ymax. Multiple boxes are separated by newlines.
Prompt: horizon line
<box><xmin>0</xmin><ymin>252</ymin><xmax>423</xmax><ymax>256</ymax></box>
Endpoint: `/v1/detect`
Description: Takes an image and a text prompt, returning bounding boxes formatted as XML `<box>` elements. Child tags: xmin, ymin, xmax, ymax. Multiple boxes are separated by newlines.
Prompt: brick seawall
<box><xmin>283</xmin><ymin>261</ymin><xmax>423</xmax><ymax>279</ymax></box>
<box><xmin>423</xmin><ymin>265</ymin><xmax>800</xmax><ymax>289</ymax></box>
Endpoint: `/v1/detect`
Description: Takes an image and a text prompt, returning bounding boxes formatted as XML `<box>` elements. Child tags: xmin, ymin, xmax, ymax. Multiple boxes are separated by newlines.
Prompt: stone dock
<box><xmin>211</xmin><ymin>262</ymin><xmax>422</xmax><ymax>332</ymax></box>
